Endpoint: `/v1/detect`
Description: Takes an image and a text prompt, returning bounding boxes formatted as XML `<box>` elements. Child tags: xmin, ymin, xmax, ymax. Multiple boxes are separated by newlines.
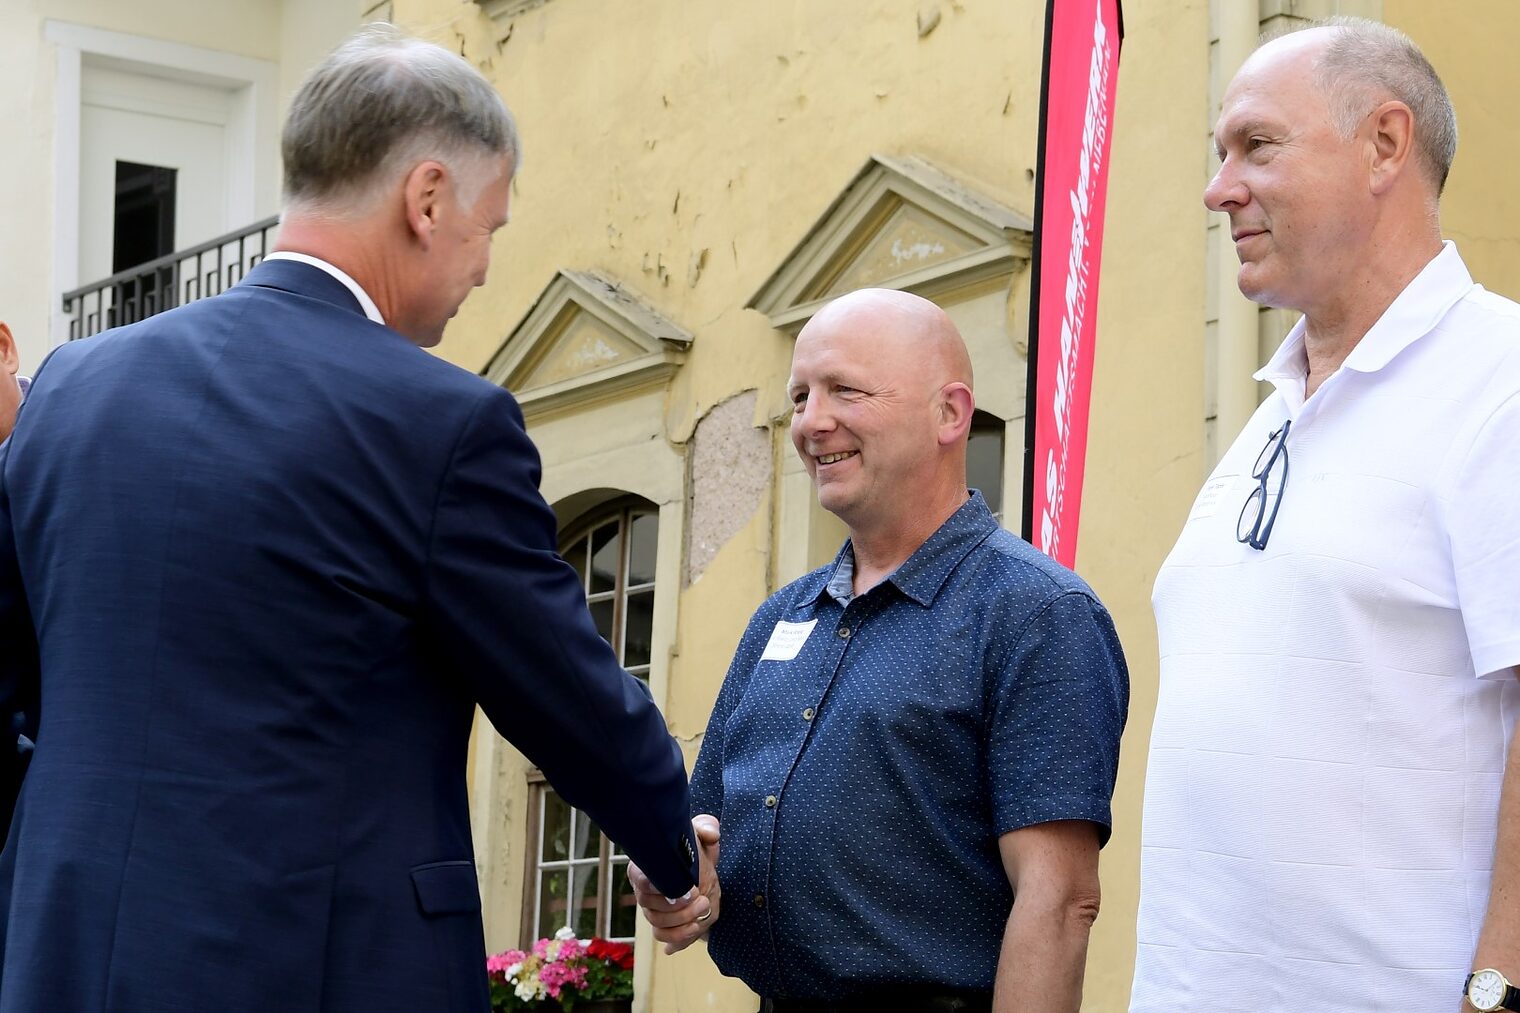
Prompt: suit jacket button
<box><xmin>764</xmin><ymin>795</ymin><xmax>778</xmax><ymax>808</ymax></box>
<box><xmin>753</xmin><ymin>893</ymin><xmax>766</xmax><ymax>908</ymax></box>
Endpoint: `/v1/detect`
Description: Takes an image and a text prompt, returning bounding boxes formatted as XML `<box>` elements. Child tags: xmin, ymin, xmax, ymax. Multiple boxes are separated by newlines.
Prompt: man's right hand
<box><xmin>628</xmin><ymin>814</ymin><xmax>720</xmax><ymax>954</ymax></box>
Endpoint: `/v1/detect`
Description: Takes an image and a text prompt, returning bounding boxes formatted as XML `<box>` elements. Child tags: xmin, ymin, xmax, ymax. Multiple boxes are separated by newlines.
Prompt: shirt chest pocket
<box><xmin>1275</xmin><ymin>471</ymin><xmax>1433</xmax><ymax>572</ymax></box>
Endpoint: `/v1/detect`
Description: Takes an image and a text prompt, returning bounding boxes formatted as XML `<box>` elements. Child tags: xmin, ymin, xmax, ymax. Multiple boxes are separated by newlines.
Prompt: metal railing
<box><xmin>61</xmin><ymin>215</ymin><xmax>281</xmax><ymax>340</ymax></box>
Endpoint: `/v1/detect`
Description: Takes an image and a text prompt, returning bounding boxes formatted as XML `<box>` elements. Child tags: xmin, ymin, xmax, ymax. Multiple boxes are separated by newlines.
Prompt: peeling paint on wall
<box><xmin>685</xmin><ymin>391</ymin><xmax>771</xmax><ymax>586</ymax></box>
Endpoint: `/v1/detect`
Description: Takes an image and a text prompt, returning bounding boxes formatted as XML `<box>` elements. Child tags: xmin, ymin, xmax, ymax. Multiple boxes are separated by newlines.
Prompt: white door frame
<box><xmin>45</xmin><ymin>20</ymin><xmax>278</xmax><ymax>347</ymax></box>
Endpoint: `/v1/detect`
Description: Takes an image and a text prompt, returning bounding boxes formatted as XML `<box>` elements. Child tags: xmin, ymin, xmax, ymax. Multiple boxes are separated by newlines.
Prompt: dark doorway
<box><xmin>113</xmin><ymin>161</ymin><xmax>177</xmax><ymax>274</ymax></box>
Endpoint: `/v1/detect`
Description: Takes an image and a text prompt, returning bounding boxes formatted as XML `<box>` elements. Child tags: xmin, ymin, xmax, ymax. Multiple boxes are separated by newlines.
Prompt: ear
<box><xmin>0</xmin><ymin>323</ymin><xmax>17</xmax><ymax>375</ymax></box>
<box><xmin>402</xmin><ymin>161</ymin><xmax>449</xmax><ymax>250</ymax></box>
<box><xmin>936</xmin><ymin>382</ymin><xmax>975</xmax><ymax>447</ymax></box>
<box><xmin>1366</xmin><ymin>99</ymin><xmax>1416</xmax><ymax>196</ymax></box>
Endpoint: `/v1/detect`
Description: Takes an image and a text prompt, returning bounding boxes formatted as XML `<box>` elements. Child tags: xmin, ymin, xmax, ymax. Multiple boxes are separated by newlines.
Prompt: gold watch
<box><xmin>1467</xmin><ymin>968</ymin><xmax>1520</xmax><ymax>1012</ymax></box>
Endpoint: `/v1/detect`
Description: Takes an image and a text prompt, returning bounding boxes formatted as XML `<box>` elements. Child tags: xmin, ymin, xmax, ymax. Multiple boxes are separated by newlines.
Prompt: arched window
<box><xmin>967</xmin><ymin>410</ymin><xmax>1006</xmax><ymax>524</ymax></box>
<box><xmin>558</xmin><ymin>502</ymin><xmax>658</xmax><ymax>681</ymax></box>
<box><xmin>524</xmin><ymin>497</ymin><xmax>659</xmax><ymax>944</ymax></box>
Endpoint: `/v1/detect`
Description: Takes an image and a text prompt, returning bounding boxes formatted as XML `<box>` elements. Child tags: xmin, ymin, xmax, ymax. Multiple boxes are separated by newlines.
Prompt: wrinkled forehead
<box><xmin>1214</xmin><ymin>42</ymin><xmax>1331</xmax><ymax>145</ymax></box>
<box><xmin>788</xmin><ymin>324</ymin><xmax>878</xmax><ymax>386</ymax></box>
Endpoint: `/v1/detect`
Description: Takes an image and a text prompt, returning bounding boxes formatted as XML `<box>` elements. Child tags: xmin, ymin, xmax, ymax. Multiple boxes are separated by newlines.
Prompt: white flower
<box><xmin>514</xmin><ymin>981</ymin><xmax>543</xmax><ymax>1001</ymax></box>
<box><xmin>554</xmin><ymin>926</ymin><xmax>576</xmax><ymax>941</ymax></box>
<box><xmin>505</xmin><ymin>962</ymin><xmax>523</xmax><ymax>979</ymax></box>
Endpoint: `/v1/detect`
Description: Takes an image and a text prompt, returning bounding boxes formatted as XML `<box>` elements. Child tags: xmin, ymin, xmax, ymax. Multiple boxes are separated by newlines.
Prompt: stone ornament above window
<box><xmin>474</xmin><ymin>0</ymin><xmax>552</xmax><ymax>26</ymax></box>
<box><xmin>749</xmin><ymin>154</ymin><xmax>1034</xmax><ymax>335</ymax></box>
<box><xmin>484</xmin><ymin>270</ymin><xmax>692</xmax><ymax>421</ymax></box>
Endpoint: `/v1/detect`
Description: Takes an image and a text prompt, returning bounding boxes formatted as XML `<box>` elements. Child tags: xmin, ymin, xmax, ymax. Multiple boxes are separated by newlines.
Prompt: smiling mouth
<box><xmin>816</xmin><ymin>451</ymin><xmax>858</xmax><ymax>465</ymax></box>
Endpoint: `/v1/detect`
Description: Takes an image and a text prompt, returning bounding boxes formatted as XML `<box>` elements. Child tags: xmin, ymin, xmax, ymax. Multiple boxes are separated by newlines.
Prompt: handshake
<box><xmin>627</xmin><ymin>814</ymin><xmax>722</xmax><ymax>955</ymax></box>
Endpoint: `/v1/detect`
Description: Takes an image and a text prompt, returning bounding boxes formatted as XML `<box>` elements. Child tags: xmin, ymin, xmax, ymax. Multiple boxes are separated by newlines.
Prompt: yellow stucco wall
<box><xmin>1385</xmin><ymin>0</ymin><xmax>1520</xmax><ymax>303</ymax></box>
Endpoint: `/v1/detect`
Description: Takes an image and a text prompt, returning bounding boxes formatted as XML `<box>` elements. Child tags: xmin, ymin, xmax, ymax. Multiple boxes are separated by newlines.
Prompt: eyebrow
<box><xmin>788</xmin><ymin>368</ymin><xmax>848</xmax><ymax>395</ymax></box>
<box><xmin>1214</xmin><ymin>117</ymin><xmax>1280</xmax><ymax>158</ymax></box>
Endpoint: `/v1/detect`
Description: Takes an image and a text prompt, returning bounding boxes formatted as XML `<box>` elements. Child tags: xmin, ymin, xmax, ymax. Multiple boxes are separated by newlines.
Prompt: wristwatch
<box><xmin>1467</xmin><ymin>968</ymin><xmax>1520</xmax><ymax>1011</ymax></box>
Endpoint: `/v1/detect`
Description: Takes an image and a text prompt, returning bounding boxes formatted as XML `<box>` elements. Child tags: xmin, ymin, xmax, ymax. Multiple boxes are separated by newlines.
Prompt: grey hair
<box><xmin>282</xmin><ymin>23</ymin><xmax>520</xmax><ymax>216</ymax></box>
<box><xmin>1303</xmin><ymin>17</ymin><xmax>1457</xmax><ymax>195</ymax></box>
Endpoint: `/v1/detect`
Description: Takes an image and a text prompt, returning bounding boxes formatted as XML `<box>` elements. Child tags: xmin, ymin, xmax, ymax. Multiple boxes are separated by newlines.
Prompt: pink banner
<box><xmin>1023</xmin><ymin>0</ymin><xmax>1123</xmax><ymax>567</ymax></box>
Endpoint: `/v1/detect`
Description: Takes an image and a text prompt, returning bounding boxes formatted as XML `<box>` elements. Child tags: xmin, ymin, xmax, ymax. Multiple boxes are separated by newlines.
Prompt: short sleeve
<box><xmin>987</xmin><ymin>590</ymin><xmax>1129</xmax><ymax>844</ymax></box>
<box><xmin>1447</xmin><ymin>389</ymin><xmax>1520</xmax><ymax>679</ymax></box>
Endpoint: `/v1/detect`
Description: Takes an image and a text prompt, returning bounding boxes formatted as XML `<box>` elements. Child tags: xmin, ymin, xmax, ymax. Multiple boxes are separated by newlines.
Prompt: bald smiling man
<box><xmin>630</xmin><ymin>288</ymin><xmax>1130</xmax><ymax>1013</ymax></box>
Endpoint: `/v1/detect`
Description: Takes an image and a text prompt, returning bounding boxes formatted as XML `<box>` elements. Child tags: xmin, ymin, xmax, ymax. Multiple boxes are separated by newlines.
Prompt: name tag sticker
<box><xmin>761</xmin><ymin>620</ymin><xmax>817</xmax><ymax>662</ymax></box>
<box><xmin>1189</xmin><ymin>475</ymin><xmax>1237</xmax><ymax>522</ymax></box>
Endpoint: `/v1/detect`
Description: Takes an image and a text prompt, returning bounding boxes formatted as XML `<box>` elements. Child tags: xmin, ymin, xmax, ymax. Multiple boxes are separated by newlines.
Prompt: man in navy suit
<box><xmin>0</xmin><ymin>25</ymin><xmax>709</xmax><ymax>1013</ymax></box>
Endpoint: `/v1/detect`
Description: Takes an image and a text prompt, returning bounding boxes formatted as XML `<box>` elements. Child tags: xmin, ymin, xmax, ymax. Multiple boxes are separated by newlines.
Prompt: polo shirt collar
<box><xmin>1254</xmin><ymin>242</ymin><xmax>1475</xmax><ymax>403</ymax></box>
<box><xmin>808</xmin><ymin>491</ymin><xmax>999</xmax><ymax>609</ymax></box>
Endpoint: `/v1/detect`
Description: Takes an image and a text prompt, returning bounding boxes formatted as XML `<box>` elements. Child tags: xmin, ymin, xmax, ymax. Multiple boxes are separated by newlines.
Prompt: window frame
<box><xmin>967</xmin><ymin>409</ymin><xmax>1006</xmax><ymax>524</ymax></box>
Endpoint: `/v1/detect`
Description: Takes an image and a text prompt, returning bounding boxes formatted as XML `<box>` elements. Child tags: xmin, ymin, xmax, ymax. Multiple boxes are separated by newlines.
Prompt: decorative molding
<box><xmin>474</xmin><ymin>0</ymin><xmax>553</xmax><ymax>27</ymax></box>
<box><xmin>484</xmin><ymin>271</ymin><xmax>691</xmax><ymax>421</ymax></box>
<box><xmin>748</xmin><ymin>154</ymin><xmax>1033</xmax><ymax>334</ymax></box>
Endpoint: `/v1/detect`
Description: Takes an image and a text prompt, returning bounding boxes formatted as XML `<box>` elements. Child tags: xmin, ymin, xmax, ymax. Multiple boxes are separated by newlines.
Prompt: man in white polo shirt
<box><xmin>1132</xmin><ymin>17</ymin><xmax>1520</xmax><ymax>1013</ymax></box>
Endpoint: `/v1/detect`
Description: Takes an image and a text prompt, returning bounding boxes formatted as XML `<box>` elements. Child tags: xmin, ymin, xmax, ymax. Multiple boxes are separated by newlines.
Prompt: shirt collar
<box><xmin>1254</xmin><ymin>241</ymin><xmax>1475</xmax><ymax>400</ymax></box>
<box><xmin>263</xmin><ymin>252</ymin><xmax>386</xmax><ymax>325</ymax></box>
<box><xmin>808</xmin><ymin>491</ymin><xmax>1000</xmax><ymax>609</ymax></box>
<box><xmin>16</xmin><ymin>376</ymin><xmax>29</xmax><ymax>400</ymax></box>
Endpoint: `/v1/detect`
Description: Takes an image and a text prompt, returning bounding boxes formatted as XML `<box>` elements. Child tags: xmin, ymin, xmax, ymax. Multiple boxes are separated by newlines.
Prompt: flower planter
<box><xmin>573</xmin><ymin>1001</ymin><xmax>632</xmax><ymax>1013</ymax></box>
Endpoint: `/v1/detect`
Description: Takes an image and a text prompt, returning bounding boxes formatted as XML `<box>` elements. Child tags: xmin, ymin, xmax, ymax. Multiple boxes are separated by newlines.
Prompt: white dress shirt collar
<box><xmin>262</xmin><ymin>252</ymin><xmax>385</xmax><ymax>326</ymax></box>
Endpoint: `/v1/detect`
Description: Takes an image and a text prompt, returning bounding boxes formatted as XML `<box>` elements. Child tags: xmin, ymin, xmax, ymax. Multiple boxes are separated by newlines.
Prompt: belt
<box><xmin>760</xmin><ymin>991</ymin><xmax>992</xmax><ymax>1013</ymax></box>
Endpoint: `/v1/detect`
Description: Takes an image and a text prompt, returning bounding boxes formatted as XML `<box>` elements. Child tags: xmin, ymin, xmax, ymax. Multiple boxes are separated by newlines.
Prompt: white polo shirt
<box><xmin>1132</xmin><ymin>243</ymin><xmax>1520</xmax><ymax>1013</ymax></box>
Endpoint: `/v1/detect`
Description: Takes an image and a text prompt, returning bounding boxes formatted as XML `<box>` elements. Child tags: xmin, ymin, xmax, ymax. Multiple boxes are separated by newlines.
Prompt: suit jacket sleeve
<box><xmin>422</xmin><ymin>387</ymin><xmax>699</xmax><ymax>898</ymax></box>
<box><xmin>0</xmin><ymin>439</ymin><xmax>38</xmax><ymax>840</ymax></box>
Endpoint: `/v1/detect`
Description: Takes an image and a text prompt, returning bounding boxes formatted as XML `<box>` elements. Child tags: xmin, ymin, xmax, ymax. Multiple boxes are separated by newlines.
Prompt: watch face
<box><xmin>1471</xmin><ymin>969</ymin><xmax>1506</xmax><ymax>1010</ymax></box>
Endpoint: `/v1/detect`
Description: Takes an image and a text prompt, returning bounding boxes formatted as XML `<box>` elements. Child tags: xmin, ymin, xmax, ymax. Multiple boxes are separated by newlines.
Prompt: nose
<box><xmin>793</xmin><ymin>391</ymin><xmax>834</xmax><ymax>442</ymax></box>
<box><xmin>1204</xmin><ymin>158</ymin><xmax>1247</xmax><ymax>213</ymax></box>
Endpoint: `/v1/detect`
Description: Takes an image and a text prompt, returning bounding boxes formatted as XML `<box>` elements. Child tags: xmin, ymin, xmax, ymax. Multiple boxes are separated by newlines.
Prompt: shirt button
<box><xmin>802</xmin><ymin>707</ymin><xmax>815</xmax><ymax>721</ymax></box>
<box><xmin>837</xmin><ymin>626</ymin><xmax>851</xmax><ymax>639</ymax></box>
<box><xmin>753</xmin><ymin>893</ymin><xmax>766</xmax><ymax>908</ymax></box>
<box><xmin>764</xmin><ymin>795</ymin><xmax>778</xmax><ymax>808</ymax></box>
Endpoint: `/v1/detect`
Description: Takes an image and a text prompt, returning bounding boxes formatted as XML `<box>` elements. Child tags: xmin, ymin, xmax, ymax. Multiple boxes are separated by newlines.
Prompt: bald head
<box><xmin>799</xmin><ymin>288</ymin><xmax>973</xmax><ymax>396</ymax></box>
<box><xmin>788</xmin><ymin>288</ymin><xmax>977</xmax><ymax>543</ymax></box>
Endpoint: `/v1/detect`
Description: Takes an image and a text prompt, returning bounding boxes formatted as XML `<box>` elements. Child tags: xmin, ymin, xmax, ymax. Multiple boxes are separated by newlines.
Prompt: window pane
<box><xmin>589</xmin><ymin>598</ymin><xmax>615</xmax><ymax>649</ymax></box>
<box><xmin>561</xmin><ymin>535</ymin><xmax>590</xmax><ymax>593</ymax></box>
<box><xmin>571</xmin><ymin>810</ymin><xmax>601</xmax><ymax>862</ymax></box>
<box><xmin>966</xmin><ymin>424</ymin><xmax>1004</xmax><ymax>518</ymax></box>
<box><xmin>589</xmin><ymin>521</ymin><xmax>620</xmax><ymax>595</ymax></box>
<box><xmin>543</xmin><ymin>791</ymin><xmax>572</xmax><ymax>861</ymax></box>
<box><xmin>608</xmin><ymin>859</ymin><xmax>637</xmax><ymax>940</ymax></box>
<box><xmin>626</xmin><ymin>512</ymin><xmax>659</xmax><ymax>587</ymax></box>
<box><xmin>569</xmin><ymin>864</ymin><xmax>599</xmax><ymax>941</ymax></box>
<box><xmin>538</xmin><ymin>868</ymin><xmax>568</xmax><ymax>939</ymax></box>
<box><xmin>623</xmin><ymin>589</ymin><xmax>654</xmax><ymax>668</ymax></box>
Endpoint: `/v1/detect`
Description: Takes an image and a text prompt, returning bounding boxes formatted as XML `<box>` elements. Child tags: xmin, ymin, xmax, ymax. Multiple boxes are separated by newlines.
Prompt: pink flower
<box><xmin>486</xmin><ymin>949</ymin><xmax>527</xmax><ymax>975</ymax></box>
<box><xmin>538</xmin><ymin>959</ymin><xmax>585</xmax><ymax>998</ymax></box>
<box><xmin>556</xmin><ymin>936</ymin><xmax>584</xmax><ymax>961</ymax></box>
<box><xmin>531</xmin><ymin>937</ymin><xmax>551</xmax><ymax>959</ymax></box>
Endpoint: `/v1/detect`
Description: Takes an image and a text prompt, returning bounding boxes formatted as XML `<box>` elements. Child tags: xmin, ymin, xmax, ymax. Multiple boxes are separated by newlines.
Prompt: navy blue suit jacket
<box><xmin>0</xmin><ymin>260</ymin><xmax>698</xmax><ymax>1012</ymax></box>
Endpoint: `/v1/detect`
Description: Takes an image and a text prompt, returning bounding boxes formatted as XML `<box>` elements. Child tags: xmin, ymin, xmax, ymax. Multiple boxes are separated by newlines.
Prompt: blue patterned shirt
<box><xmin>689</xmin><ymin>492</ymin><xmax>1129</xmax><ymax>999</ymax></box>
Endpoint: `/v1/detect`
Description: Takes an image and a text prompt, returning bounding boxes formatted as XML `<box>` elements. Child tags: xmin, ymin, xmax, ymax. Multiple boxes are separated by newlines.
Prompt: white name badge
<box><xmin>1189</xmin><ymin>474</ymin><xmax>1238</xmax><ymax>522</ymax></box>
<box><xmin>761</xmin><ymin>620</ymin><xmax>817</xmax><ymax>662</ymax></box>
